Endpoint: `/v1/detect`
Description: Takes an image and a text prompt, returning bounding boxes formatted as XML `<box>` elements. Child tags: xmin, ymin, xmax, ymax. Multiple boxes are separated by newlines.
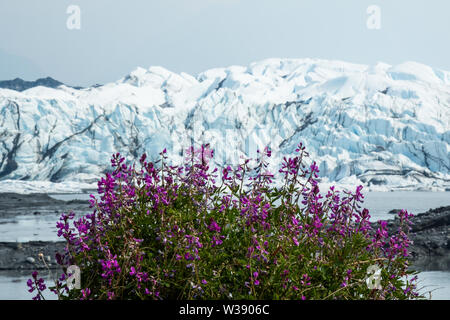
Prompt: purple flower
<box><xmin>208</xmin><ymin>219</ymin><xmax>221</xmax><ymax>233</ymax></box>
<box><xmin>81</xmin><ymin>288</ymin><xmax>91</xmax><ymax>300</ymax></box>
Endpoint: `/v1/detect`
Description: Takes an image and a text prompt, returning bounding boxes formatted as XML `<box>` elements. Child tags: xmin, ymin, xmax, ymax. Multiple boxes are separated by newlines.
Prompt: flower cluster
<box><xmin>27</xmin><ymin>271</ymin><xmax>46</xmax><ymax>300</ymax></box>
<box><xmin>28</xmin><ymin>143</ymin><xmax>423</xmax><ymax>300</ymax></box>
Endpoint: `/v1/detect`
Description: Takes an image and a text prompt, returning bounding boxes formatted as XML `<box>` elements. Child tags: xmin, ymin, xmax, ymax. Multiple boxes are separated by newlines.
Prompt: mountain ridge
<box><xmin>0</xmin><ymin>77</ymin><xmax>86</xmax><ymax>92</ymax></box>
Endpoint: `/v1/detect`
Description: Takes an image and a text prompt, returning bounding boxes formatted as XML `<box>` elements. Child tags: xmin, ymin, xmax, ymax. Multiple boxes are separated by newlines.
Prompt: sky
<box><xmin>0</xmin><ymin>0</ymin><xmax>449</xmax><ymax>87</ymax></box>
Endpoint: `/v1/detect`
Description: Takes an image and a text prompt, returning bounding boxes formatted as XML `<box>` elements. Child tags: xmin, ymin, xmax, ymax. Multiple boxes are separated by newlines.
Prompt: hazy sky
<box><xmin>0</xmin><ymin>0</ymin><xmax>449</xmax><ymax>86</ymax></box>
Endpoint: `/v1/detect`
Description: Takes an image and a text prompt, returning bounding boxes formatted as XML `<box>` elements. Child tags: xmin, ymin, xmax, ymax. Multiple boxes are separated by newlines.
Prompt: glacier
<box><xmin>0</xmin><ymin>58</ymin><xmax>449</xmax><ymax>193</ymax></box>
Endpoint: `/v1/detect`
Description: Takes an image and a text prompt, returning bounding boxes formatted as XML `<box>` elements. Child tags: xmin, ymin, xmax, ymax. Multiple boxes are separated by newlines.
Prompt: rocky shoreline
<box><xmin>0</xmin><ymin>241</ymin><xmax>65</xmax><ymax>271</ymax></box>
<box><xmin>0</xmin><ymin>192</ymin><xmax>90</xmax><ymax>219</ymax></box>
<box><xmin>0</xmin><ymin>193</ymin><xmax>449</xmax><ymax>272</ymax></box>
<box><xmin>0</xmin><ymin>193</ymin><xmax>90</xmax><ymax>271</ymax></box>
<box><xmin>374</xmin><ymin>206</ymin><xmax>450</xmax><ymax>271</ymax></box>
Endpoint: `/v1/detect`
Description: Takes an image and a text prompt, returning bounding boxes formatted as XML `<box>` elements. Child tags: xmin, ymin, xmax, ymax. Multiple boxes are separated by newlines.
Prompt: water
<box><xmin>0</xmin><ymin>271</ymin><xmax>57</xmax><ymax>300</ymax></box>
<box><xmin>0</xmin><ymin>193</ymin><xmax>94</xmax><ymax>242</ymax></box>
<box><xmin>49</xmin><ymin>193</ymin><xmax>93</xmax><ymax>202</ymax></box>
<box><xmin>0</xmin><ymin>214</ymin><xmax>66</xmax><ymax>242</ymax></box>
<box><xmin>2</xmin><ymin>270</ymin><xmax>449</xmax><ymax>300</ymax></box>
<box><xmin>417</xmin><ymin>271</ymin><xmax>450</xmax><ymax>300</ymax></box>
<box><xmin>0</xmin><ymin>191</ymin><xmax>448</xmax><ymax>300</ymax></box>
<box><xmin>363</xmin><ymin>192</ymin><xmax>450</xmax><ymax>222</ymax></box>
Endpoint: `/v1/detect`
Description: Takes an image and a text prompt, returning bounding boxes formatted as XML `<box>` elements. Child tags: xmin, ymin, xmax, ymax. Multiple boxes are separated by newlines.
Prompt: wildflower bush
<box><xmin>28</xmin><ymin>143</ymin><xmax>423</xmax><ymax>300</ymax></box>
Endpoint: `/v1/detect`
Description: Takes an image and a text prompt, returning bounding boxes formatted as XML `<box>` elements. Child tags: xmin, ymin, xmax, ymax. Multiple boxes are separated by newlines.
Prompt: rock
<box><xmin>26</xmin><ymin>257</ymin><xmax>35</xmax><ymax>264</ymax></box>
<box><xmin>0</xmin><ymin>241</ymin><xmax>65</xmax><ymax>271</ymax></box>
<box><xmin>388</xmin><ymin>209</ymin><xmax>402</xmax><ymax>214</ymax></box>
<box><xmin>0</xmin><ymin>77</ymin><xmax>66</xmax><ymax>92</ymax></box>
<box><xmin>374</xmin><ymin>205</ymin><xmax>450</xmax><ymax>269</ymax></box>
